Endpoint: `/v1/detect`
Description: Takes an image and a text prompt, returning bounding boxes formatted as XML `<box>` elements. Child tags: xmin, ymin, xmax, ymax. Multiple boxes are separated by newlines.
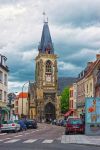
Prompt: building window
<box><xmin>0</xmin><ymin>71</ymin><xmax>3</xmax><ymax>83</ymax></box>
<box><xmin>72</xmin><ymin>100</ymin><xmax>73</xmax><ymax>108</ymax></box>
<box><xmin>4</xmin><ymin>91</ymin><xmax>7</xmax><ymax>102</ymax></box>
<box><xmin>0</xmin><ymin>90</ymin><xmax>2</xmax><ymax>100</ymax></box>
<box><xmin>90</xmin><ymin>82</ymin><xmax>92</xmax><ymax>92</ymax></box>
<box><xmin>16</xmin><ymin>101</ymin><xmax>18</xmax><ymax>106</ymax></box>
<box><xmin>70</xmin><ymin>90</ymin><xmax>73</xmax><ymax>97</ymax></box>
<box><xmin>87</xmin><ymin>84</ymin><xmax>88</xmax><ymax>93</ymax></box>
<box><xmin>4</xmin><ymin>74</ymin><xmax>7</xmax><ymax>85</ymax></box>
<box><xmin>46</xmin><ymin>60</ymin><xmax>52</xmax><ymax>73</ymax></box>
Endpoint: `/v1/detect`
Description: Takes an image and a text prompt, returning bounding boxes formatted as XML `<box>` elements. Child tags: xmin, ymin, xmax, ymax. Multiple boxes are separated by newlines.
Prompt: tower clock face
<box><xmin>46</xmin><ymin>74</ymin><xmax>52</xmax><ymax>82</ymax></box>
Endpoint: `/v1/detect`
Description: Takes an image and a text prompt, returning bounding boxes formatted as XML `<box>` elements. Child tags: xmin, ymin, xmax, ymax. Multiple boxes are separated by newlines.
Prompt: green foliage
<box><xmin>60</xmin><ymin>87</ymin><xmax>69</xmax><ymax>113</ymax></box>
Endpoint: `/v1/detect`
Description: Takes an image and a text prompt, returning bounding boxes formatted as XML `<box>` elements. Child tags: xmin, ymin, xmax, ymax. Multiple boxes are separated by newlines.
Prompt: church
<box><xmin>28</xmin><ymin>19</ymin><xmax>61</xmax><ymax>121</ymax></box>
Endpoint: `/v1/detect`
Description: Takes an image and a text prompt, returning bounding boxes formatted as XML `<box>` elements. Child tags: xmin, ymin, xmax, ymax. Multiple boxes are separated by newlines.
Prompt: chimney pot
<box><xmin>96</xmin><ymin>54</ymin><xmax>100</xmax><ymax>60</ymax></box>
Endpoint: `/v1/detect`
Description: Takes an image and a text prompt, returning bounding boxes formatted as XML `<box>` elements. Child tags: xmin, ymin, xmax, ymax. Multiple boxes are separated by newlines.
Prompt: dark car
<box><xmin>65</xmin><ymin>117</ymin><xmax>84</xmax><ymax>134</ymax></box>
<box><xmin>60</xmin><ymin>119</ymin><xmax>67</xmax><ymax>127</ymax></box>
<box><xmin>24</xmin><ymin>119</ymin><xmax>37</xmax><ymax>129</ymax></box>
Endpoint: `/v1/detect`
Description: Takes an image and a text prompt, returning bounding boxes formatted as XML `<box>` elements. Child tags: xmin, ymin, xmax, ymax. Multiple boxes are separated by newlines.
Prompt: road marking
<box><xmin>25</xmin><ymin>133</ymin><xmax>29</xmax><ymax>135</ymax></box>
<box><xmin>4</xmin><ymin>139</ymin><xmax>20</xmax><ymax>143</ymax></box>
<box><xmin>42</xmin><ymin>140</ymin><xmax>53</xmax><ymax>143</ymax></box>
<box><xmin>14</xmin><ymin>135</ymin><xmax>22</xmax><ymax>138</ymax></box>
<box><xmin>32</xmin><ymin>131</ymin><xmax>35</xmax><ymax>133</ymax></box>
<box><xmin>23</xmin><ymin>139</ymin><xmax>37</xmax><ymax>143</ymax></box>
<box><xmin>0</xmin><ymin>133</ymin><xmax>7</xmax><ymax>136</ymax></box>
<box><xmin>5</xmin><ymin>138</ymin><xmax>11</xmax><ymax>140</ymax></box>
<box><xmin>0</xmin><ymin>140</ymin><xmax>3</xmax><ymax>142</ymax></box>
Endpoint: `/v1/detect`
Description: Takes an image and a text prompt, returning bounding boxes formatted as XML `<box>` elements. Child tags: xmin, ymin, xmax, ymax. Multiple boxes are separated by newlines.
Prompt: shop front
<box><xmin>0</xmin><ymin>104</ymin><xmax>10</xmax><ymax>124</ymax></box>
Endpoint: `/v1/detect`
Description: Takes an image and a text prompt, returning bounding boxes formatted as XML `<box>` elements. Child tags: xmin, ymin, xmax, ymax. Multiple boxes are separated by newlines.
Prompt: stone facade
<box><xmin>35</xmin><ymin>53</ymin><xmax>59</xmax><ymax>121</ymax></box>
<box><xmin>28</xmin><ymin>21</ymin><xmax>61</xmax><ymax>121</ymax></box>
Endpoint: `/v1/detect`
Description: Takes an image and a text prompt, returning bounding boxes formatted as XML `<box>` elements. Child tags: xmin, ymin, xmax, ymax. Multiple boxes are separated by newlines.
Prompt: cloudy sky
<box><xmin>0</xmin><ymin>0</ymin><xmax>100</xmax><ymax>92</ymax></box>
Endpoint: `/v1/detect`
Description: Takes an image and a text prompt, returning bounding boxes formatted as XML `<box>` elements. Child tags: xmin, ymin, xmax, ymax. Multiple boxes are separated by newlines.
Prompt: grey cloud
<box><xmin>0</xmin><ymin>0</ymin><xmax>100</xmax><ymax>92</ymax></box>
<box><xmin>46</xmin><ymin>0</ymin><xmax>100</xmax><ymax>27</ymax></box>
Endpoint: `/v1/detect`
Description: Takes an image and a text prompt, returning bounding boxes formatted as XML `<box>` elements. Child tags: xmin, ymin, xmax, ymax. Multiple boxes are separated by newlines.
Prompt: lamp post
<box><xmin>22</xmin><ymin>81</ymin><xmax>30</xmax><ymax>118</ymax></box>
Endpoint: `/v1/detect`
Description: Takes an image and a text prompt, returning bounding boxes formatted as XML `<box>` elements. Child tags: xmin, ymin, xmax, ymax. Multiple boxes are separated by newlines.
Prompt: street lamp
<box><xmin>22</xmin><ymin>81</ymin><xmax>30</xmax><ymax>118</ymax></box>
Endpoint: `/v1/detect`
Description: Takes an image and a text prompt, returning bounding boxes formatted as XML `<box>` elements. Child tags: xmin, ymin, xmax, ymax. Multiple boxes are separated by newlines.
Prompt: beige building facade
<box><xmin>0</xmin><ymin>54</ymin><xmax>9</xmax><ymax>122</ymax></box>
<box><xmin>85</xmin><ymin>75</ymin><xmax>94</xmax><ymax>98</ymax></box>
<box><xmin>14</xmin><ymin>92</ymin><xmax>28</xmax><ymax>118</ymax></box>
<box><xmin>76</xmin><ymin>54</ymin><xmax>100</xmax><ymax>117</ymax></box>
<box><xmin>69</xmin><ymin>83</ymin><xmax>77</xmax><ymax>116</ymax></box>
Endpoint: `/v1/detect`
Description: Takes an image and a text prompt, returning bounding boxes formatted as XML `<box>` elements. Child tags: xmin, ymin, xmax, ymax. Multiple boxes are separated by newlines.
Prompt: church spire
<box><xmin>38</xmin><ymin>14</ymin><xmax>54</xmax><ymax>54</ymax></box>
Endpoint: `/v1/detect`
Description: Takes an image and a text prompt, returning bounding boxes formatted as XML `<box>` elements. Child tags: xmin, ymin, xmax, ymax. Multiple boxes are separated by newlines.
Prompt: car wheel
<box><xmin>13</xmin><ymin>128</ymin><xmax>17</xmax><ymax>133</ymax></box>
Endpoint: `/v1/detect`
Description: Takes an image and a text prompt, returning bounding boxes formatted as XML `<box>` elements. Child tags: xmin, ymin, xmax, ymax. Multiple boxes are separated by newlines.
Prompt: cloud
<box><xmin>0</xmin><ymin>0</ymin><xmax>100</xmax><ymax>92</ymax></box>
<box><xmin>8</xmin><ymin>81</ymin><xmax>29</xmax><ymax>93</ymax></box>
<box><xmin>58</xmin><ymin>61</ymin><xmax>82</xmax><ymax>76</ymax></box>
<box><xmin>43</xmin><ymin>0</ymin><xmax>100</xmax><ymax>27</ymax></box>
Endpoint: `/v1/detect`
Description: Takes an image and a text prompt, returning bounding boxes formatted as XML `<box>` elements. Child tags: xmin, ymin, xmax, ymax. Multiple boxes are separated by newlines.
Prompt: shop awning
<box><xmin>64</xmin><ymin>109</ymin><xmax>74</xmax><ymax>117</ymax></box>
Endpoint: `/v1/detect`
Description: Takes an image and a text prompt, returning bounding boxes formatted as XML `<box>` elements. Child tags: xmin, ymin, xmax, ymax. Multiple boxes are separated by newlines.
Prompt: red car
<box><xmin>65</xmin><ymin>117</ymin><xmax>84</xmax><ymax>134</ymax></box>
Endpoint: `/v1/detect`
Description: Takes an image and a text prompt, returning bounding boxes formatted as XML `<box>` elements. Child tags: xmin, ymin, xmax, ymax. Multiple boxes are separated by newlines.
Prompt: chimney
<box><xmin>96</xmin><ymin>54</ymin><xmax>100</xmax><ymax>60</ymax></box>
<box><xmin>87</xmin><ymin>62</ymin><xmax>93</xmax><ymax>68</ymax></box>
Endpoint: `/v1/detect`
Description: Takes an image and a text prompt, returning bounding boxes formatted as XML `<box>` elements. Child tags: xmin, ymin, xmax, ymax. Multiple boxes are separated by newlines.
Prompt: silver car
<box><xmin>1</xmin><ymin>120</ymin><xmax>20</xmax><ymax>133</ymax></box>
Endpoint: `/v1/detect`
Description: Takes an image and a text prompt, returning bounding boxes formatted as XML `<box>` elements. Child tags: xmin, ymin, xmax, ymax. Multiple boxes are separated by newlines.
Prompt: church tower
<box><xmin>35</xmin><ymin>19</ymin><xmax>59</xmax><ymax>121</ymax></box>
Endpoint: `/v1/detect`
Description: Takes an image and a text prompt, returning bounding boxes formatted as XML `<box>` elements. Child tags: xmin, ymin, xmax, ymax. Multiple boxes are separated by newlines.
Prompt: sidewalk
<box><xmin>61</xmin><ymin>135</ymin><xmax>100</xmax><ymax>146</ymax></box>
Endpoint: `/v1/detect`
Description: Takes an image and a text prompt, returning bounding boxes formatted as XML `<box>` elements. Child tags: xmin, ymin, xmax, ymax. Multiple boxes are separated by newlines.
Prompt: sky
<box><xmin>0</xmin><ymin>0</ymin><xmax>100</xmax><ymax>92</ymax></box>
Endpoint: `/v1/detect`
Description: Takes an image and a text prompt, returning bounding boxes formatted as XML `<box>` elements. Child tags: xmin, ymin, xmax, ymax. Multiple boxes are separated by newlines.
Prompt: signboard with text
<box><xmin>85</xmin><ymin>97</ymin><xmax>100</xmax><ymax>135</ymax></box>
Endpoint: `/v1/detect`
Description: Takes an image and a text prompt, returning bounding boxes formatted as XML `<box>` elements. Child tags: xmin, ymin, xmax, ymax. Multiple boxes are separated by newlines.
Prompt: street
<box><xmin>0</xmin><ymin>123</ymin><xmax>100</xmax><ymax>150</ymax></box>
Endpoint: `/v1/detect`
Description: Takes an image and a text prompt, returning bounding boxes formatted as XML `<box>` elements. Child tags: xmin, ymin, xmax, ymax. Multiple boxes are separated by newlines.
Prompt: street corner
<box><xmin>61</xmin><ymin>134</ymin><xmax>100</xmax><ymax>146</ymax></box>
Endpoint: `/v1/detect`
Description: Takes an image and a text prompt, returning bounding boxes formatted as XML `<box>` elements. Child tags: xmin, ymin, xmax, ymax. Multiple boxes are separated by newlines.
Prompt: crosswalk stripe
<box><xmin>14</xmin><ymin>135</ymin><xmax>22</xmax><ymax>138</ymax></box>
<box><xmin>0</xmin><ymin>140</ymin><xmax>3</xmax><ymax>142</ymax></box>
<box><xmin>42</xmin><ymin>140</ymin><xmax>53</xmax><ymax>143</ymax></box>
<box><xmin>5</xmin><ymin>138</ymin><xmax>11</xmax><ymax>140</ymax></box>
<box><xmin>23</xmin><ymin>139</ymin><xmax>37</xmax><ymax>143</ymax></box>
<box><xmin>25</xmin><ymin>133</ymin><xmax>30</xmax><ymax>135</ymax></box>
<box><xmin>0</xmin><ymin>133</ymin><xmax>7</xmax><ymax>136</ymax></box>
<box><xmin>4</xmin><ymin>139</ymin><xmax>20</xmax><ymax>143</ymax></box>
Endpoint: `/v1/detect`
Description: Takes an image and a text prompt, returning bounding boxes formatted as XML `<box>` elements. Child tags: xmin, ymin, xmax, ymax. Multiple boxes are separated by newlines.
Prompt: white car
<box><xmin>1</xmin><ymin>120</ymin><xmax>20</xmax><ymax>133</ymax></box>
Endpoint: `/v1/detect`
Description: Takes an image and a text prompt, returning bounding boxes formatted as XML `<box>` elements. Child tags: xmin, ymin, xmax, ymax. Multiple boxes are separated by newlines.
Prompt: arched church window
<box><xmin>46</xmin><ymin>60</ymin><xmax>52</xmax><ymax>73</ymax></box>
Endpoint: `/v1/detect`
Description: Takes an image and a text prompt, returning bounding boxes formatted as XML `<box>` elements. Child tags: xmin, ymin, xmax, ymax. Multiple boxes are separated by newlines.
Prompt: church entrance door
<box><xmin>44</xmin><ymin>102</ymin><xmax>56</xmax><ymax>122</ymax></box>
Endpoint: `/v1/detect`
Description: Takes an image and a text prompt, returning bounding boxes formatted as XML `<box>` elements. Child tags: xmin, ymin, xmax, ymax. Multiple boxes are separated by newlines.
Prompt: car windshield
<box><xmin>7</xmin><ymin>120</ymin><xmax>14</xmax><ymax>124</ymax></box>
<box><xmin>68</xmin><ymin>119</ymin><xmax>83</xmax><ymax>125</ymax></box>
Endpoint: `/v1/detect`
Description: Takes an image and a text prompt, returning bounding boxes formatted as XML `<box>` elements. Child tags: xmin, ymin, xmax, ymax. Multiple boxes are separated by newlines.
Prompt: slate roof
<box><xmin>38</xmin><ymin>22</ymin><xmax>54</xmax><ymax>54</ymax></box>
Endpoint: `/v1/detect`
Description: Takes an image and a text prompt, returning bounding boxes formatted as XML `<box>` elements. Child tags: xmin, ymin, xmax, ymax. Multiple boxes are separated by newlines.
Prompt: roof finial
<box><xmin>43</xmin><ymin>11</ymin><xmax>46</xmax><ymax>23</ymax></box>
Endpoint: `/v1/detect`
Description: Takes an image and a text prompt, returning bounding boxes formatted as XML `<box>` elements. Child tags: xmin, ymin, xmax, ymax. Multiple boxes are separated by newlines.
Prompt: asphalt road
<box><xmin>0</xmin><ymin>123</ymin><xmax>100</xmax><ymax>150</ymax></box>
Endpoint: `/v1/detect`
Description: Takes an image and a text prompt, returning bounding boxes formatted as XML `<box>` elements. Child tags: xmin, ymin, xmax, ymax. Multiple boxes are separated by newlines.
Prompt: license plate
<box><xmin>73</xmin><ymin>126</ymin><xmax>79</xmax><ymax>128</ymax></box>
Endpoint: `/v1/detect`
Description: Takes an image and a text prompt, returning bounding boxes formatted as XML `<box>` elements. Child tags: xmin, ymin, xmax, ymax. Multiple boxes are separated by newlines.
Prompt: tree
<box><xmin>60</xmin><ymin>87</ymin><xmax>69</xmax><ymax>113</ymax></box>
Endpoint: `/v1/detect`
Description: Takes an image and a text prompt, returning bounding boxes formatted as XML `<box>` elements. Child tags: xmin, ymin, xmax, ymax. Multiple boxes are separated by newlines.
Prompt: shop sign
<box><xmin>85</xmin><ymin>97</ymin><xmax>100</xmax><ymax>135</ymax></box>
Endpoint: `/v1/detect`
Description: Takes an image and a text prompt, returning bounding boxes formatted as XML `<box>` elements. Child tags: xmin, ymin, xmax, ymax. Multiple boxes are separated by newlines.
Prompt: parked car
<box><xmin>65</xmin><ymin>117</ymin><xmax>85</xmax><ymax>134</ymax></box>
<box><xmin>24</xmin><ymin>119</ymin><xmax>37</xmax><ymax>129</ymax></box>
<box><xmin>1</xmin><ymin>120</ymin><xmax>20</xmax><ymax>133</ymax></box>
<box><xmin>60</xmin><ymin>119</ymin><xmax>67</xmax><ymax>127</ymax></box>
